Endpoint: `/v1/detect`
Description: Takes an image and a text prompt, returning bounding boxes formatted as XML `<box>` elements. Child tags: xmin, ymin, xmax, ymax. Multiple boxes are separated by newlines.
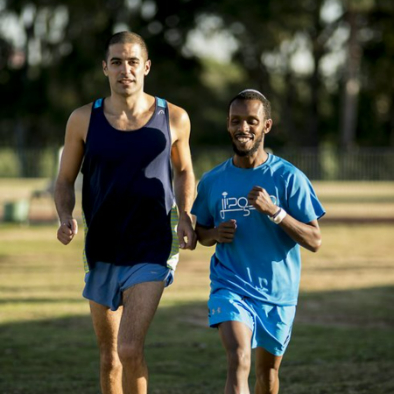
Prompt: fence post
<box><xmin>320</xmin><ymin>143</ymin><xmax>339</xmax><ymax>180</ymax></box>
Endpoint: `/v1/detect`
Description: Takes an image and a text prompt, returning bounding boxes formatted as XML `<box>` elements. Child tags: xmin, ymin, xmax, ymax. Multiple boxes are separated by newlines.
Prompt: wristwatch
<box><xmin>269</xmin><ymin>208</ymin><xmax>287</xmax><ymax>224</ymax></box>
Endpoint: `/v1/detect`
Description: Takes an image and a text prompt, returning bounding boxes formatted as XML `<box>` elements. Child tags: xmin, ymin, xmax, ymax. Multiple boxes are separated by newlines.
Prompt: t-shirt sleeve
<box><xmin>191</xmin><ymin>175</ymin><xmax>215</xmax><ymax>228</ymax></box>
<box><xmin>286</xmin><ymin>171</ymin><xmax>325</xmax><ymax>223</ymax></box>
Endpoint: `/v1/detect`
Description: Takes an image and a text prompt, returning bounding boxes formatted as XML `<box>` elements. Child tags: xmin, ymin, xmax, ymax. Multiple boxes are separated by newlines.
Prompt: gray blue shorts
<box><xmin>208</xmin><ymin>288</ymin><xmax>296</xmax><ymax>356</ymax></box>
<box><xmin>83</xmin><ymin>261</ymin><xmax>174</xmax><ymax>311</ymax></box>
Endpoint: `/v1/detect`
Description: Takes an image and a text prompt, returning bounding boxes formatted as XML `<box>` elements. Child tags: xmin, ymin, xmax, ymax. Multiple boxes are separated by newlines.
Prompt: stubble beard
<box><xmin>230</xmin><ymin>133</ymin><xmax>264</xmax><ymax>157</ymax></box>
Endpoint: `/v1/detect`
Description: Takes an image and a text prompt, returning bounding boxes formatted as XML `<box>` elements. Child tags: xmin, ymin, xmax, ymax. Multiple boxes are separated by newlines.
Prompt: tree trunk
<box><xmin>306</xmin><ymin>0</ymin><xmax>325</xmax><ymax>148</ymax></box>
<box><xmin>340</xmin><ymin>9</ymin><xmax>362</xmax><ymax>150</ymax></box>
<box><xmin>390</xmin><ymin>90</ymin><xmax>394</xmax><ymax>147</ymax></box>
<box><xmin>282</xmin><ymin>71</ymin><xmax>297</xmax><ymax>146</ymax></box>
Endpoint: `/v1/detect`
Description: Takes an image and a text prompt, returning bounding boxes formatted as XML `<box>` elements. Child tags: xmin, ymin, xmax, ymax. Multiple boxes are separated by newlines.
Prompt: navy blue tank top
<box><xmin>81</xmin><ymin>97</ymin><xmax>176</xmax><ymax>269</ymax></box>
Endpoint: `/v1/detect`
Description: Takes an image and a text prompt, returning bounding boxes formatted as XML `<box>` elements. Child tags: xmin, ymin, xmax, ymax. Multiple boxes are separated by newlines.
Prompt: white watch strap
<box><xmin>269</xmin><ymin>208</ymin><xmax>287</xmax><ymax>224</ymax></box>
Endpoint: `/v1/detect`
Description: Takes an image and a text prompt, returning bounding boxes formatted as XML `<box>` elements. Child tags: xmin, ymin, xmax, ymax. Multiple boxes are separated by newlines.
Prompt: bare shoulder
<box><xmin>66</xmin><ymin>103</ymin><xmax>93</xmax><ymax>141</ymax></box>
<box><xmin>167</xmin><ymin>101</ymin><xmax>191</xmax><ymax>142</ymax></box>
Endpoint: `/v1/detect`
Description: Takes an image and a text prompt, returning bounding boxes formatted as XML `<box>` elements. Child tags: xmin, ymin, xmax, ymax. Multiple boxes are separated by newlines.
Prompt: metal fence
<box><xmin>192</xmin><ymin>147</ymin><xmax>394</xmax><ymax>181</ymax></box>
<box><xmin>0</xmin><ymin>148</ymin><xmax>60</xmax><ymax>179</ymax></box>
<box><xmin>278</xmin><ymin>148</ymin><xmax>394</xmax><ymax>181</ymax></box>
<box><xmin>0</xmin><ymin>147</ymin><xmax>393</xmax><ymax>181</ymax></box>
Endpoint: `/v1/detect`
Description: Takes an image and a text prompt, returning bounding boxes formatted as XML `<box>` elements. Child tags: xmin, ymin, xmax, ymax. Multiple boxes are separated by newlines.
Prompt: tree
<box><xmin>1</xmin><ymin>0</ymin><xmax>394</xmax><ymax>169</ymax></box>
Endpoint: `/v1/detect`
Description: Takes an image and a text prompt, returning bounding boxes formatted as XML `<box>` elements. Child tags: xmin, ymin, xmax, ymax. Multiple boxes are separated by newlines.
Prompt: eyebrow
<box><xmin>109</xmin><ymin>56</ymin><xmax>140</xmax><ymax>62</ymax></box>
<box><xmin>230</xmin><ymin>114</ymin><xmax>259</xmax><ymax>119</ymax></box>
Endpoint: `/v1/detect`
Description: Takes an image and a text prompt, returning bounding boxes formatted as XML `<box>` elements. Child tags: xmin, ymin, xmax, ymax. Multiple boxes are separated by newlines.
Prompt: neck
<box><xmin>107</xmin><ymin>91</ymin><xmax>151</xmax><ymax>115</ymax></box>
<box><xmin>233</xmin><ymin>150</ymin><xmax>269</xmax><ymax>169</ymax></box>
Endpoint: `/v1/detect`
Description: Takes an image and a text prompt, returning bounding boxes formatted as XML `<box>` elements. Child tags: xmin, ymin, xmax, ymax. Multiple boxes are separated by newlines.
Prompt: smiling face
<box><xmin>227</xmin><ymin>99</ymin><xmax>272</xmax><ymax>158</ymax></box>
<box><xmin>102</xmin><ymin>42</ymin><xmax>151</xmax><ymax>97</ymax></box>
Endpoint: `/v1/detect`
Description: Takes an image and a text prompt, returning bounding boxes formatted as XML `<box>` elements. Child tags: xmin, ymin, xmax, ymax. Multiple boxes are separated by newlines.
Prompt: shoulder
<box><xmin>270</xmin><ymin>154</ymin><xmax>305</xmax><ymax>178</ymax></box>
<box><xmin>66</xmin><ymin>102</ymin><xmax>94</xmax><ymax>140</ymax></box>
<box><xmin>69</xmin><ymin>102</ymin><xmax>93</xmax><ymax>122</ymax></box>
<box><xmin>167</xmin><ymin>101</ymin><xmax>190</xmax><ymax>123</ymax></box>
<box><xmin>270</xmin><ymin>154</ymin><xmax>313</xmax><ymax>190</ymax></box>
<box><xmin>67</xmin><ymin>103</ymin><xmax>93</xmax><ymax>129</ymax></box>
<box><xmin>166</xmin><ymin>101</ymin><xmax>191</xmax><ymax>141</ymax></box>
<box><xmin>198</xmin><ymin>160</ymin><xmax>231</xmax><ymax>186</ymax></box>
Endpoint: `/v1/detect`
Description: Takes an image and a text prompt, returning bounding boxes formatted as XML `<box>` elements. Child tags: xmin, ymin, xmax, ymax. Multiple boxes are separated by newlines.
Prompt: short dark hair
<box><xmin>228</xmin><ymin>89</ymin><xmax>271</xmax><ymax>119</ymax></box>
<box><xmin>104</xmin><ymin>31</ymin><xmax>149</xmax><ymax>61</ymax></box>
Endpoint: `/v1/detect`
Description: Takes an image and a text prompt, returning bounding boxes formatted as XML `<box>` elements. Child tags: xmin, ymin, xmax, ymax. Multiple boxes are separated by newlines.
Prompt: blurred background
<box><xmin>0</xmin><ymin>0</ymin><xmax>394</xmax><ymax>182</ymax></box>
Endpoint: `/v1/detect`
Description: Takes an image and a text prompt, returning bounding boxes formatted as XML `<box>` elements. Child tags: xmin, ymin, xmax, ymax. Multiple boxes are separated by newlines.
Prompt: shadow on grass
<box><xmin>0</xmin><ymin>298</ymin><xmax>84</xmax><ymax>305</ymax></box>
<box><xmin>1</xmin><ymin>287</ymin><xmax>394</xmax><ymax>394</ymax></box>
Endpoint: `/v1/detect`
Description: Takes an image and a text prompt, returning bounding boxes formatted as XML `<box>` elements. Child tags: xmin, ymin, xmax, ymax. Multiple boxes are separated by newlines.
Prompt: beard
<box><xmin>230</xmin><ymin>133</ymin><xmax>264</xmax><ymax>157</ymax></box>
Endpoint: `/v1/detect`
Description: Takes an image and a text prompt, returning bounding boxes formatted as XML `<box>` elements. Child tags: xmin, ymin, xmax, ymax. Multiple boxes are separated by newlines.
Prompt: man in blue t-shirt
<box><xmin>192</xmin><ymin>89</ymin><xmax>325</xmax><ymax>394</ymax></box>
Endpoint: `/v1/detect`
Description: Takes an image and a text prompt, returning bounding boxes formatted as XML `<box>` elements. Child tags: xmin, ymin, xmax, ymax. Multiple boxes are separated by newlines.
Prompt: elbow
<box><xmin>195</xmin><ymin>230</ymin><xmax>216</xmax><ymax>247</ymax></box>
<box><xmin>309</xmin><ymin>237</ymin><xmax>322</xmax><ymax>253</ymax></box>
<box><xmin>174</xmin><ymin>167</ymin><xmax>194</xmax><ymax>180</ymax></box>
<box><xmin>196</xmin><ymin>236</ymin><xmax>216</xmax><ymax>247</ymax></box>
<box><xmin>55</xmin><ymin>176</ymin><xmax>74</xmax><ymax>190</ymax></box>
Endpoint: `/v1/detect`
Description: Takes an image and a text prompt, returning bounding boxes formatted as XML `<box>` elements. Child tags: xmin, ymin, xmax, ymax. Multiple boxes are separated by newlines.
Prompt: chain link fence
<box><xmin>192</xmin><ymin>147</ymin><xmax>394</xmax><ymax>181</ymax></box>
<box><xmin>0</xmin><ymin>146</ymin><xmax>393</xmax><ymax>181</ymax></box>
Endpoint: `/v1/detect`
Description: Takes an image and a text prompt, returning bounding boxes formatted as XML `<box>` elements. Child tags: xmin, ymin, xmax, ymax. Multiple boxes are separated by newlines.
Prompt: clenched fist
<box><xmin>247</xmin><ymin>186</ymin><xmax>278</xmax><ymax>216</ymax></box>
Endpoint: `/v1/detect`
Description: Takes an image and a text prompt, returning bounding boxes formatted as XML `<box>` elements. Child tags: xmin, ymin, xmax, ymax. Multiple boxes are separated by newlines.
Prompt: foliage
<box><xmin>0</xmin><ymin>0</ymin><xmax>394</xmax><ymax>154</ymax></box>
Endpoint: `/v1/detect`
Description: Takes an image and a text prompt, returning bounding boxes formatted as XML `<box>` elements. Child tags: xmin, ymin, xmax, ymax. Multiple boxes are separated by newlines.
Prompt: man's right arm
<box><xmin>55</xmin><ymin>105</ymin><xmax>90</xmax><ymax>245</ymax></box>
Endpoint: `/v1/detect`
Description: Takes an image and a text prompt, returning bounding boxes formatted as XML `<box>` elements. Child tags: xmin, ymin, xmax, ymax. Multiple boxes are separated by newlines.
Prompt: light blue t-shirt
<box><xmin>191</xmin><ymin>154</ymin><xmax>325</xmax><ymax>306</ymax></box>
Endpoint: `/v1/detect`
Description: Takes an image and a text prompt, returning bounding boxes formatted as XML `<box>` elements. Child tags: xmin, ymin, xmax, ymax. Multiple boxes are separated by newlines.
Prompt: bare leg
<box><xmin>89</xmin><ymin>301</ymin><xmax>123</xmax><ymax>394</ymax></box>
<box><xmin>118</xmin><ymin>281</ymin><xmax>165</xmax><ymax>394</ymax></box>
<box><xmin>254</xmin><ymin>348</ymin><xmax>283</xmax><ymax>394</ymax></box>
<box><xmin>219</xmin><ymin>321</ymin><xmax>253</xmax><ymax>394</ymax></box>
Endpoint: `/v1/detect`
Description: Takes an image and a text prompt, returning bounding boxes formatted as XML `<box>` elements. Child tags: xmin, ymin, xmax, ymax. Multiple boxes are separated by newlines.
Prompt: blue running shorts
<box><xmin>83</xmin><ymin>262</ymin><xmax>174</xmax><ymax>311</ymax></box>
<box><xmin>208</xmin><ymin>288</ymin><xmax>296</xmax><ymax>356</ymax></box>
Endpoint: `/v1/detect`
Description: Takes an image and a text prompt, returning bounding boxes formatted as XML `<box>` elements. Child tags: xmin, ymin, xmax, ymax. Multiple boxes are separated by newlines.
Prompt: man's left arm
<box><xmin>248</xmin><ymin>186</ymin><xmax>322</xmax><ymax>252</ymax></box>
<box><xmin>169</xmin><ymin>103</ymin><xmax>197</xmax><ymax>250</ymax></box>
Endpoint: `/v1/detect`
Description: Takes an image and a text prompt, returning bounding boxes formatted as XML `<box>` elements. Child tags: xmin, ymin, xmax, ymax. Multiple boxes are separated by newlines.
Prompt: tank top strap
<box><xmin>156</xmin><ymin>97</ymin><xmax>167</xmax><ymax>109</ymax></box>
<box><xmin>93</xmin><ymin>98</ymin><xmax>104</xmax><ymax>109</ymax></box>
<box><xmin>152</xmin><ymin>97</ymin><xmax>171</xmax><ymax>140</ymax></box>
<box><xmin>86</xmin><ymin>98</ymin><xmax>105</xmax><ymax>146</ymax></box>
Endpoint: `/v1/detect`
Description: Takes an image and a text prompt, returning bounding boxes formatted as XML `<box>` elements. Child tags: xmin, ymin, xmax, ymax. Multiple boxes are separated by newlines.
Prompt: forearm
<box><xmin>195</xmin><ymin>225</ymin><xmax>218</xmax><ymax>247</ymax></box>
<box><xmin>54</xmin><ymin>179</ymin><xmax>76</xmax><ymax>222</ymax></box>
<box><xmin>279</xmin><ymin>215</ymin><xmax>322</xmax><ymax>252</ymax></box>
<box><xmin>174</xmin><ymin>168</ymin><xmax>195</xmax><ymax>217</ymax></box>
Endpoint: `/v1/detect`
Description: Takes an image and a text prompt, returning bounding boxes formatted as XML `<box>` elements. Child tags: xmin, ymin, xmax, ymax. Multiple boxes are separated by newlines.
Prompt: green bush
<box><xmin>0</xmin><ymin>149</ymin><xmax>20</xmax><ymax>177</ymax></box>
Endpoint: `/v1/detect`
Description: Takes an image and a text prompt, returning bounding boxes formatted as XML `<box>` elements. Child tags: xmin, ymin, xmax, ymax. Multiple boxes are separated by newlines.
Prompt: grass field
<box><xmin>0</xmin><ymin>179</ymin><xmax>394</xmax><ymax>223</ymax></box>
<box><xmin>0</xmin><ymin>180</ymin><xmax>394</xmax><ymax>393</ymax></box>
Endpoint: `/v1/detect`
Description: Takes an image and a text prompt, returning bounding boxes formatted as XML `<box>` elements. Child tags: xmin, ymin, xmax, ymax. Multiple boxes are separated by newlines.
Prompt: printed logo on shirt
<box><xmin>158</xmin><ymin>109</ymin><xmax>165</xmax><ymax>115</ymax></box>
<box><xmin>220</xmin><ymin>191</ymin><xmax>278</xmax><ymax>219</ymax></box>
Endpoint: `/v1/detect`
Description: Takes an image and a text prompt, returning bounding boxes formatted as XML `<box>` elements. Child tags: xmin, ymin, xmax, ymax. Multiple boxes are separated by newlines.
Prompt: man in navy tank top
<box><xmin>55</xmin><ymin>31</ymin><xmax>196</xmax><ymax>394</ymax></box>
<box><xmin>192</xmin><ymin>90</ymin><xmax>325</xmax><ymax>394</ymax></box>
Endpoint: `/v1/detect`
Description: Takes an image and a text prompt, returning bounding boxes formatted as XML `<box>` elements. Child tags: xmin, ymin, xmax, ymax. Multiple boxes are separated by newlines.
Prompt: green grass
<box><xmin>1</xmin><ymin>179</ymin><xmax>394</xmax><ymax>223</ymax></box>
<box><xmin>0</xmin><ymin>221</ymin><xmax>394</xmax><ymax>393</ymax></box>
<box><xmin>0</xmin><ymin>179</ymin><xmax>393</xmax><ymax>393</ymax></box>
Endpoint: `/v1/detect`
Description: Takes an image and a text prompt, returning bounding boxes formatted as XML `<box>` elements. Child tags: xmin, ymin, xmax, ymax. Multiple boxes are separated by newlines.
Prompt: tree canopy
<box><xmin>0</xmin><ymin>0</ymin><xmax>393</xmax><ymax>152</ymax></box>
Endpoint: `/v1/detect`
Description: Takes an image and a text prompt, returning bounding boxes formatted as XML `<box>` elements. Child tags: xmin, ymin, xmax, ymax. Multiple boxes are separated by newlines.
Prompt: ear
<box><xmin>102</xmin><ymin>60</ymin><xmax>108</xmax><ymax>76</ymax></box>
<box><xmin>264</xmin><ymin>119</ymin><xmax>273</xmax><ymax>134</ymax></box>
<box><xmin>144</xmin><ymin>59</ymin><xmax>151</xmax><ymax>76</ymax></box>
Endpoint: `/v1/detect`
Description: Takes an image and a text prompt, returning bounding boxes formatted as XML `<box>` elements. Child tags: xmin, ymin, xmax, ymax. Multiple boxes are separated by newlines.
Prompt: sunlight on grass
<box><xmin>0</xmin><ymin>182</ymin><xmax>394</xmax><ymax>393</ymax></box>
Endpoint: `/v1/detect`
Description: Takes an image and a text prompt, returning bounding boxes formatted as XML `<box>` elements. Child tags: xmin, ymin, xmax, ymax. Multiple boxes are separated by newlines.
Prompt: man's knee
<box><xmin>99</xmin><ymin>349</ymin><xmax>122</xmax><ymax>373</ymax></box>
<box><xmin>226</xmin><ymin>347</ymin><xmax>251</xmax><ymax>373</ymax></box>
<box><xmin>117</xmin><ymin>341</ymin><xmax>144</xmax><ymax>368</ymax></box>
<box><xmin>256</xmin><ymin>367</ymin><xmax>279</xmax><ymax>393</ymax></box>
